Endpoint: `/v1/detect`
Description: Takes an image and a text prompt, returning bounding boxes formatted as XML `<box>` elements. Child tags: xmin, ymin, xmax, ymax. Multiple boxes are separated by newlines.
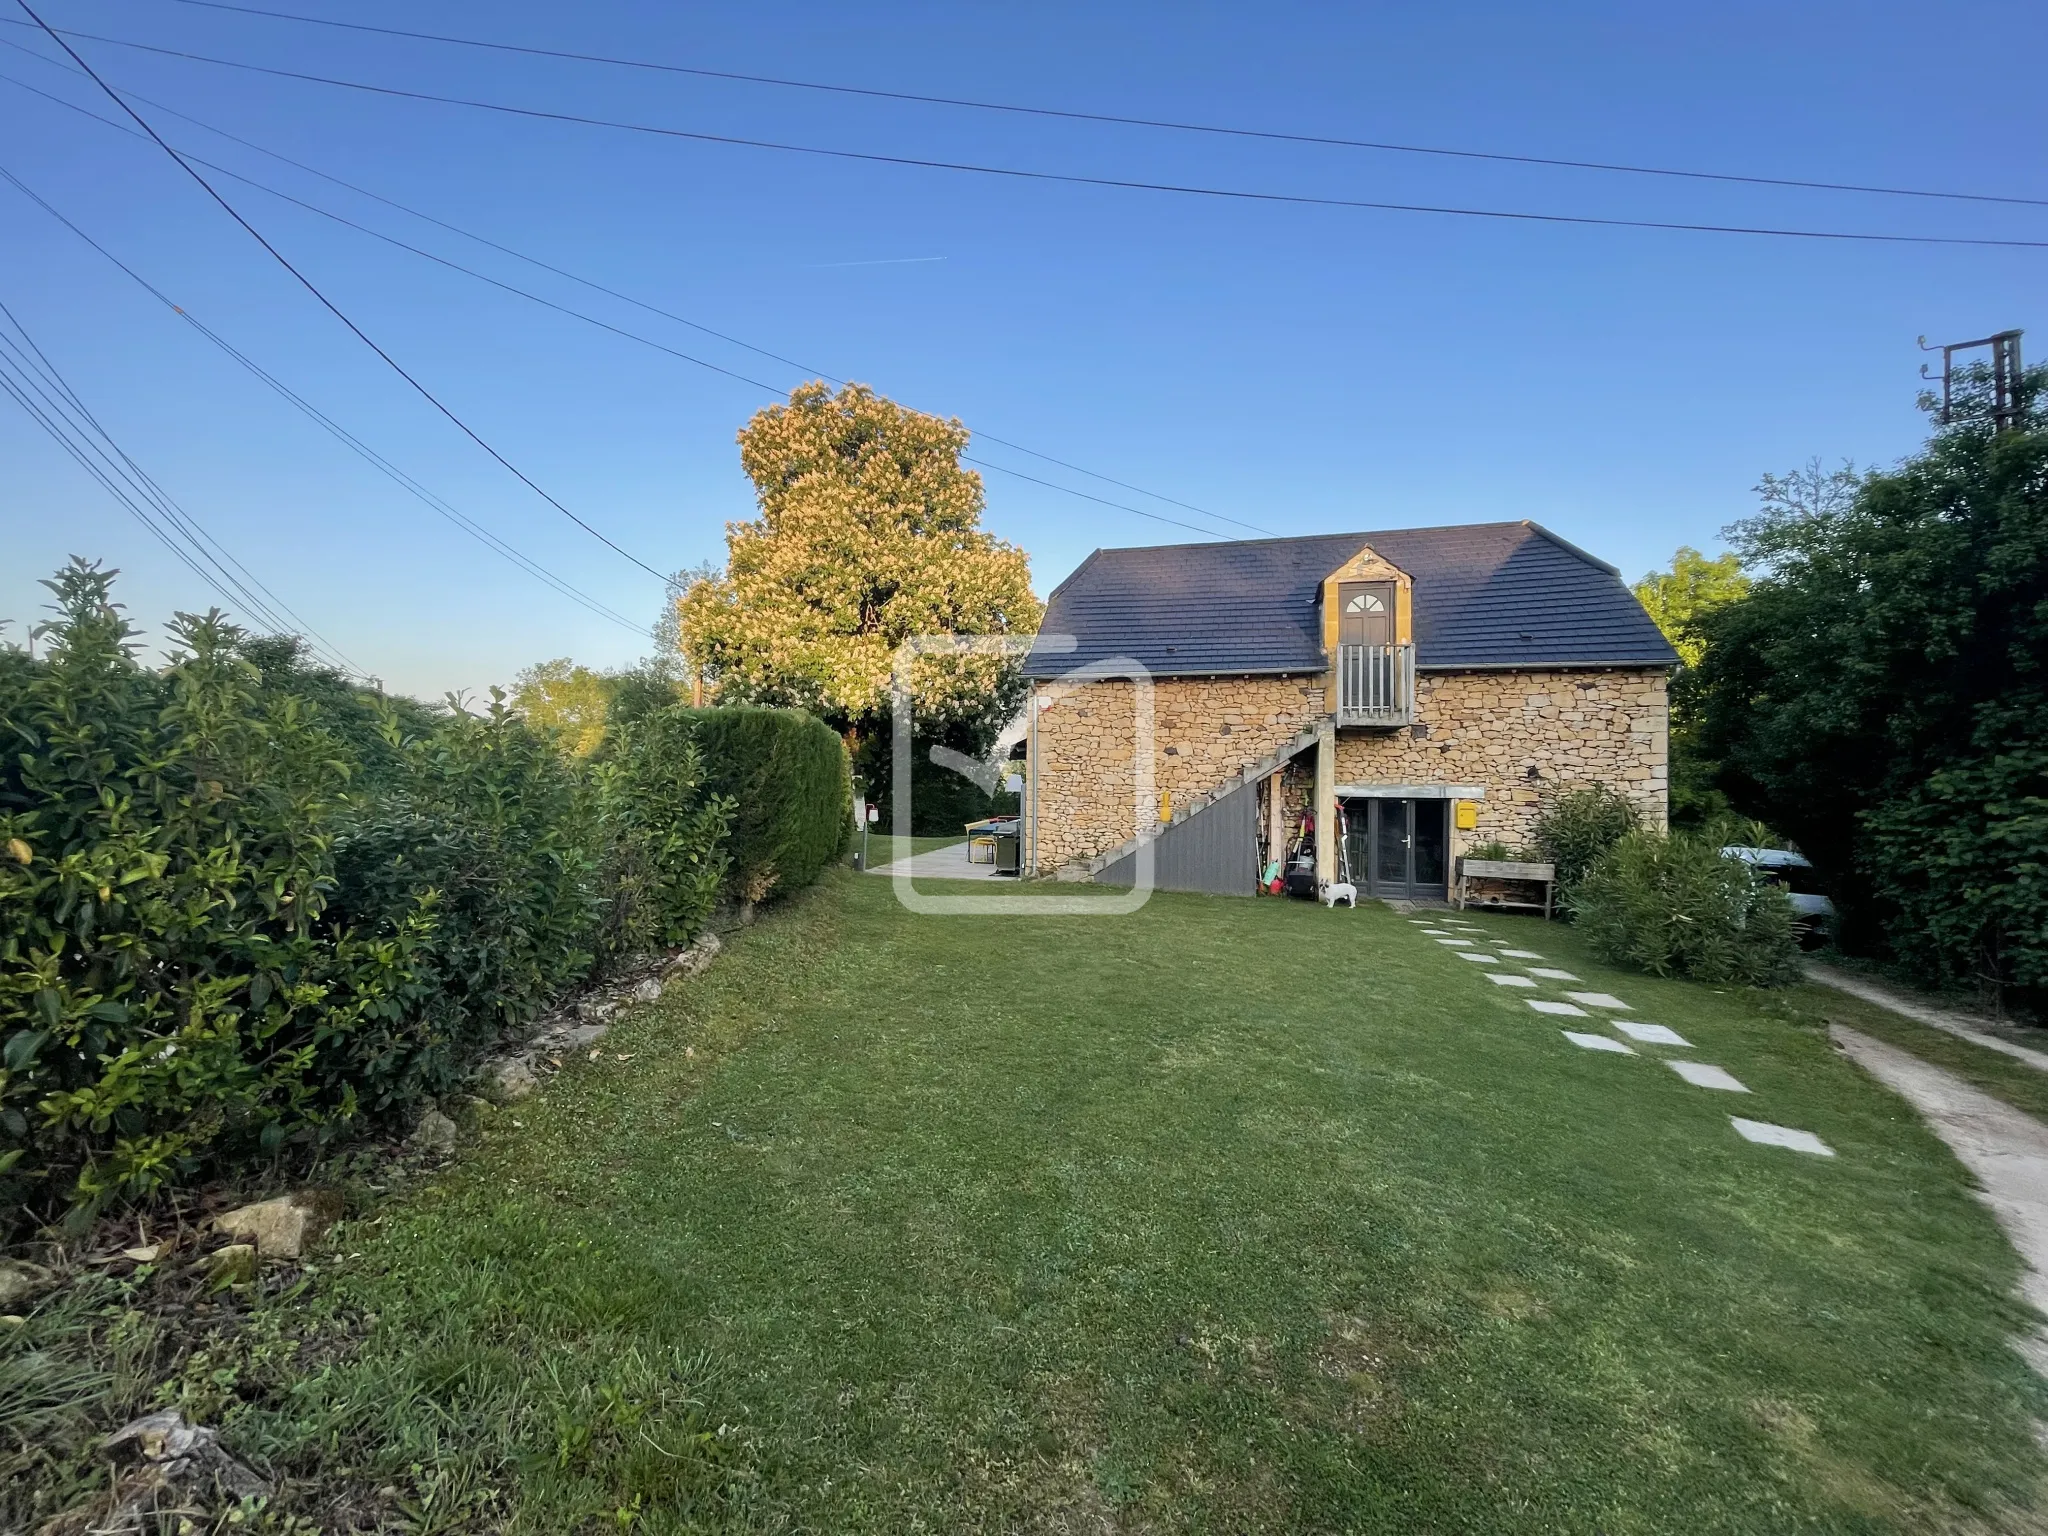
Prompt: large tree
<box><xmin>511</xmin><ymin>658</ymin><xmax>613</xmax><ymax>757</ymax></box>
<box><xmin>1632</xmin><ymin>545</ymin><xmax>1750</xmax><ymax>670</ymax></box>
<box><xmin>1689</xmin><ymin>368</ymin><xmax>2048</xmax><ymax>1006</ymax></box>
<box><xmin>677</xmin><ymin>382</ymin><xmax>1041</xmax><ymax>818</ymax></box>
<box><xmin>1633</xmin><ymin>545</ymin><xmax>1754</xmax><ymax>825</ymax></box>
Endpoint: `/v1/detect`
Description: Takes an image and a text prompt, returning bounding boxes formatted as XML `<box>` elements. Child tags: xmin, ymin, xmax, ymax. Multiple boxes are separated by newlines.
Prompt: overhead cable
<box><xmin>0</xmin><ymin>160</ymin><xmax>655</xmax><ymax>633</ymax></box>
<box><xmin>13</xmin><ymin>0</ymin><xmax>687</xmax><ymax>590</ymax></box>
<box><xmin>9</xmin><ymin>20</ymin><xmax>2047</xmax><ymax>249</ymax></box>
<box><xmin>168</xmin><ymin>0</ymin><xmax>2048</xmax><ymax>211</ymax></box>
<box><xmin>0</xmin><ymin>41</ymin><xmax>1270</xmax><ymax>538</ymax></box>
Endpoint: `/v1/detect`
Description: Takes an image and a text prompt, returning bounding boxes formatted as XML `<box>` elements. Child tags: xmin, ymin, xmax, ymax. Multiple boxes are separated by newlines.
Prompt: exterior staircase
<box><xmin>1061</xmin><ymin>723</ymin><xmax>1325</xmax><ymax>881</ymax></box>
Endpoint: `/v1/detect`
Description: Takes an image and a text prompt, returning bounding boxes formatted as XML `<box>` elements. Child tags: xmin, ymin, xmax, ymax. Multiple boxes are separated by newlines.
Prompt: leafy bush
<box><xmin>1</xmin><ymin>564</ymin><xmax>733</xmax><ymax>1227</ymax></box>
<box><xmin>327</xmin><ymin>692</ymin><xmax>607</xmax><ymax>1108</ymax></box>
<box><xmin>0</xmin><ymin>566</ymin><xmax>429</xmax><ymax>1222</ymax></box>
<box><xmin>1689</xmin><ymin>369</ymin><xmax>2047</xmax><ymax>1007</ymax></box>
<box><xmin>1530</xmin><ymin>786</ymin><xmax>1641</xmax><ymax>893</ymax></box>
<box><xmin>682</xmin><ymin>707</ymin><xmax>849</xmax><ymax>903</ymax></box>
<box><xmin>596</xmin><ymin>706</ymin><xmax>730</xmax><ymax>948</ymax></box>
<box><xmin>1570</xmin><ymin>832</ymin><xmax>1801</xmax><ymax>986</ymax></box>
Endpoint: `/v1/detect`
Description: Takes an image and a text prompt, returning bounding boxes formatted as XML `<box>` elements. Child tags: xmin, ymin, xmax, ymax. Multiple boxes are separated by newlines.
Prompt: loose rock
<box><xmin>409</xmin><ymin>1109</ymin><xmax>459</xmax><ymax>1157</ymax></box>
<box><xmin>0</xmin><ymin>1258</ymin><xmax>54</xmax><ymax>1310</ymax></box>
<box><xmin>666</xmin><ymin>930</ymin><xmax>722</xmax><ymax>978</ymax></box>
<box><xmin>631</xmin><ymin>976</ymin><xmax>662</xmax><ymax>1004</ymax></box>
<box><xmin>209</xmin><ymin>1192</ymin><xmax>337</xmax><ymax>1260</ymax></box>
<box><xmin>481</xmin><ymin>1056</ymin><xmax>539</xmax><ymax>1103</ymax></box>
<box><xmin>202</xmin><ymin>1244</ymin><xmax>258</xmax><ymax>1288</ymax></box>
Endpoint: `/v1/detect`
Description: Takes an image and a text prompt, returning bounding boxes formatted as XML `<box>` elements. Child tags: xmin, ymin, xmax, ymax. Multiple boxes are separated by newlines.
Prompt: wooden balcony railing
<box><xmin>1336</xmin><ymin>642</ymin><xmax>1415</xmax><ymax>727</ymax></box>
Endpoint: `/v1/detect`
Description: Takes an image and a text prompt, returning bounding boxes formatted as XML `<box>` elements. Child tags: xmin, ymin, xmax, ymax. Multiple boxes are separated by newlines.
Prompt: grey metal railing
<box><xmin>1336</xmin><ymin>642</ymin><xmax>1415</xmax><ymax>726</ymax></box>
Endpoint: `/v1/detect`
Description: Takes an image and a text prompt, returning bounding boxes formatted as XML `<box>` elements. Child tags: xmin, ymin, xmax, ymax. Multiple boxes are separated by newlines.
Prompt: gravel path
<box><xmin>1808</xmin><ymin>962</ymin><xmax>2048</xmax><ymax>1074</ymax></box>
<box><xmin>1831</xmin><ymin>1024</ymin><xmax>2048</xmax><ymax>1373</ymax></box>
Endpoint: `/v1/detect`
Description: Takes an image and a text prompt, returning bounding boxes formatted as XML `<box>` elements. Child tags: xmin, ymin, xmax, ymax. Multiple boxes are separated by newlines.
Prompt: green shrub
<box><xmin>682</xmin><ymin>707</ymin><xmax>849</xmax><ymax>903</ymax></box>
<box><xmin>1530</xmin><ymin>786</ymin><xmax>1641</xmax><ymax>893</ymax></box>
<box><xmin>596</xmin><ymin>706</ymin><xmax>731</xmax><ymax>951</ymax></box>
<box><xmin>327</xmin><ymin>691</ymin><xmax>607</xmax><ymax>1107</ymax></box>
<box><xmin>0</xmin><ymin>565</ymin><xmax>430</xmax><ymax>1222</ymax></box>
<box><xmin>1464</xmin><ymin>840</ymin><xmax>1520</xmax><ymax>862</ymax></box>
<box><xmin>0</xmin><ymin>564</ymin><xmax>735</xmax><ymax>1228</ymax></box>
<box><xmin>1570</xmin><ymin>832</ymin><xmax>1801</xmax><ymax>986</ymax></box>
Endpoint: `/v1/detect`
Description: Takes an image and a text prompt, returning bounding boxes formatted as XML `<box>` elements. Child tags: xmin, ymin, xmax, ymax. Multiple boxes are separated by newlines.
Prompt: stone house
<box><xmin>1017</xmin><ymin>522</ymin><xmax>1678</xmax><ymax>899</ymax></box>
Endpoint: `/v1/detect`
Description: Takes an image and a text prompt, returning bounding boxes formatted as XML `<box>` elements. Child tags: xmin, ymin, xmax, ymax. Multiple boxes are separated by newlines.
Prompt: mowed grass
<box><xmin>236</xmin><ymin>873</ymin><xmax>2048</xmax><ymax>1532</ymax></box>
<box><xmin>1782</xmin><ymin>980</ymin><xmax>2048</xmax><ymax>1127</ymax></box>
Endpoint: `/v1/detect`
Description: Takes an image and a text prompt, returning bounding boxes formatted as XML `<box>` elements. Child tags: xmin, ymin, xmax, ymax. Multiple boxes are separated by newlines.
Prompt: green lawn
<box><xmin>1784</xmin><ymin>980</ymin><xmax>2048</xmax><ymax>1126</ymax></box>
<box><xmin>216</xmin><ymin>875</ymin><xmax>2045</xmax><ymax>1531</ymax></box>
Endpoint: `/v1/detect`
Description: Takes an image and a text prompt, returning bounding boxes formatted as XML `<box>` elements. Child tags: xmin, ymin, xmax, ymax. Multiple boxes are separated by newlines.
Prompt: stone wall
<box><xmin>1332</xmin><ymin>670</ymin><xmax>1669</xmax><ymax>854</ymax></box>
<box><xmin>1028</xmin><ymin>674</ymin><xmax>1324</xmax><ymax>873</ymax></box>
<box><xmin>1027</xmin><ymin>668</ymin><xmax>1667</xmax><ymax>874</ymax></box>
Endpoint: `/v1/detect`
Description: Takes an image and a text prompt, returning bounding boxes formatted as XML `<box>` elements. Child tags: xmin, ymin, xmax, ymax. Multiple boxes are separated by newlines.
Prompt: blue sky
<box><xmin>2</xmin><ymin>0</ymin><xmax>2042</xmax><ymax>697</ymax></box>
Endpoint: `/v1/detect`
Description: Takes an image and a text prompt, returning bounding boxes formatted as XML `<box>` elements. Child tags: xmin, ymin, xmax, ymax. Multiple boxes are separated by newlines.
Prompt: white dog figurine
<box><xmin>1321</xmin><ymin>881</ymin><xmax>1357</xmax><ymax>909</ymax></box>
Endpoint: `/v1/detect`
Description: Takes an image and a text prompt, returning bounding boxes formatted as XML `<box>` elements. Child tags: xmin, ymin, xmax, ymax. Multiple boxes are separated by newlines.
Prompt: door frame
<box><xmin>1341</xmin><ymin>796</ymin><xmax>1449</xmax><ymax>901</ymax></box>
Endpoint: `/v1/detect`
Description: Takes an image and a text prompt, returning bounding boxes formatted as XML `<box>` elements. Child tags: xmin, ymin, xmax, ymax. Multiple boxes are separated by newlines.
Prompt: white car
<box><xmin>1721</xmin><ymin>846</ymin><xmax>1836</xmax><ymax>928</ymax></box>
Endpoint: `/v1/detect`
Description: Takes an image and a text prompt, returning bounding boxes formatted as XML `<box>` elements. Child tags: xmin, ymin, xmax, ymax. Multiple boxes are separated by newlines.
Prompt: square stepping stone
<box><xmin>1434</xmin><ymin>938</ymin><xmax>1474</xmax><ymax>947</ymax></box>
<box><xmin>1563</xmin><ymin>992</ymin><xmax>1630</xmax><ymax>1010</ymax></box>
<box><xmin>1527</xmin><ymin>967</ymin><xmax>1581</xmax><ymax>981</ymax></box>
<box><xmin>1613</xmin><ymin>1021</ymin><xmax>1691</xmax><ymax>1048</ymax></box>
<box><xmin>1486</xmin><ymin>973</ymin><xmax>1537</xmax><ymax>988</ymax></box>
<box><xmin>1563</xmin><ymin>1031</ymin><xmax>1634</xmax><ymax>1054</ymax></box>
<box><xmin>1455</xmin><ymin>951</ymin><xmax>1501</xmax><ymax>964</ymax></box>
<box><xmin>1731</xmin><ymin>1118</ymin><xmax>1835</xmax><ymax>1157</ymax></box>
<box><xmin>1527</xmin><ymin>999</ymin><xmax>1589</xmax><ymax>1016</ymax></box>
<box><xmin>1421</xmin><ymin>928</ymin><xmax>1453</xmax><ymax>935</ymax></box>
<box><xmin>1667</xmin><ymin>1061</ymin><xmax>1748</xmax><ymax>1092</ymax></box>
<box><xmin>1499</xmin><ymin>949</ymin><xmax>1544</xmax><ymax>960</ymax></box>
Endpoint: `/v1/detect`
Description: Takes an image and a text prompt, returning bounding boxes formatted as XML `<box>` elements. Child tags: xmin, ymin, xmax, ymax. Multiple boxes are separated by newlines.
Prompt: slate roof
<box><xmin>1023</xmin><ymin>521</ymin><xmax>1678</xmax><ymax>678</ymax></box>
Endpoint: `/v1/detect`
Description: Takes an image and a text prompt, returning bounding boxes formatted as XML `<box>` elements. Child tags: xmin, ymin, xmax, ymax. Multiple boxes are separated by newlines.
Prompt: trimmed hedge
<box><xmin>682</xmin><ymin>707</ymin><xmax>851</xmax><ymax>903</ymax></box>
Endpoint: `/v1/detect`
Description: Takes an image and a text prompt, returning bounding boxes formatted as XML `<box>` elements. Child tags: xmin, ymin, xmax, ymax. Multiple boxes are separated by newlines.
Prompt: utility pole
<box><xmin>1919</xmin><ymin>330</ymin><xmax>2024</xmax><ymax>432</ymax></box>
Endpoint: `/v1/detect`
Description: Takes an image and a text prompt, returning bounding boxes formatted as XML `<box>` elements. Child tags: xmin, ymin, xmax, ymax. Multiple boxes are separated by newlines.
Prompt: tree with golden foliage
<box><xmin>510</xmin><ymin>657</ymin><xmax>613</xmax><ymax>757</ymax></box>
<box><xmin>677</xmin><ymin>383</ymin><xmax>1041</xmax><ymax>758</ymax></box>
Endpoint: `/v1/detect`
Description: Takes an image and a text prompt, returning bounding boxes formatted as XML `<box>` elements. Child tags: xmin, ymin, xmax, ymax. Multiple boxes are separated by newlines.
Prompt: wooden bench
<box><xmin>1454</xmin><ymin>858</ymin><xmax>1557</xmax><ymax>920</ymax></box>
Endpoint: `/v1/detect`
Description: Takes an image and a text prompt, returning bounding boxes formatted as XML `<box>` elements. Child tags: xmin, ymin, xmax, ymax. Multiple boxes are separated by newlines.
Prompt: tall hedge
<box><xmin>681</xmin><ymin>706</ymin><xmax>850</xmax><ymax>903</ymax></box>
<box><xmin>0</xmin><ymin>563</ymin><xmax>729</xmax><ymax>1228</ymax></box>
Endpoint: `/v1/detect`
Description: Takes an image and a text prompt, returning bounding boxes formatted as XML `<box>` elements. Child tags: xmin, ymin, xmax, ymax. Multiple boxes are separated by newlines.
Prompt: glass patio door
<box><xmin>1347</xmin><ymin>798</ymin><xmax>1449</xmax><ymax>901</ymax></box>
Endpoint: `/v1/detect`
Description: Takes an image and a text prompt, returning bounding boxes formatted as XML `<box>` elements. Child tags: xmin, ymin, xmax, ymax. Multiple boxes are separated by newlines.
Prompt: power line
<box><xmin>0</xmin><ymin>296</ymin><xmax>363</xmax><ymax>667</ymax></box>
<box><xmin>0</xmin><ymin>160</ymin><xmax>653</xmax><ymax>634</ymax></box>
<box><xmin>0</xmin><ymin>296</ymin><xmax>369</xmax><ymax>673</ymax></box>
<box><xmin>0</xmin><ymin>40</ymin><xmax>1273</xmax><ymax>539</ymax></box>
<box><xmin>0</xmin><ymin>61</ymin><xmax>1261</xmax><ymax>542</ymax></box>
<box><xmin>0</xmin><ymin>293</ymin><xmax>360</xmax><ymax>668</ymax></box>
<box><xmin>12</xmin><ymin>1</ymin><xmax>685</xmax><ymax>594</ymax></box>
<box><xmin>14</xmin><ymin>21</ymin><xmax>2046</xmax><ymax>251</ymax></box>
<box><xmin>168</xmin><ymin>0</ymin><xmax>2048</xmax><ymax>212</ymax></box>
